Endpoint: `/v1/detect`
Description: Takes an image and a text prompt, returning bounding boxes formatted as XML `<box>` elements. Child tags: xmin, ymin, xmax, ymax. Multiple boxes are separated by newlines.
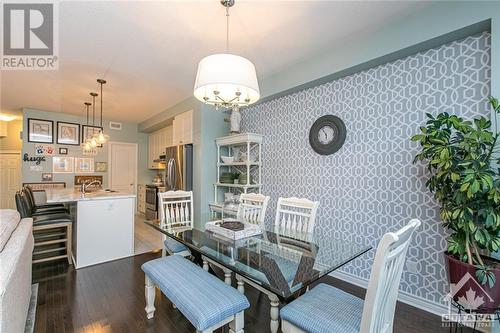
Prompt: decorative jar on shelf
<box><xmin>221</xmin><ymin>197</ymin><xmax>239</xmax><ymax>223</ymax></box>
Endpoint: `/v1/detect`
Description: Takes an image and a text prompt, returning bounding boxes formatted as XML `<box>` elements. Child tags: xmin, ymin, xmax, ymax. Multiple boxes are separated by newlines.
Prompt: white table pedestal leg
<box><xmin>269</xmin><ymin>294</ymin><xmax>279</xmax><ymax>333</ymax></box>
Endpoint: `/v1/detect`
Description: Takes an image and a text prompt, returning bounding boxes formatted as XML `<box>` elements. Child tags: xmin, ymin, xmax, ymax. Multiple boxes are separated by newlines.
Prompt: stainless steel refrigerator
<box><xmin>164</xmin><ymin>144</ymin><xmax>193</xmax><ymax>191</ymax></box>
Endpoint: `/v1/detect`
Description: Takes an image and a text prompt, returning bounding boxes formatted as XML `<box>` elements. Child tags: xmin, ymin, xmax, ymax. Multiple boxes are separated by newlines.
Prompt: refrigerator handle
<box><xmin>166</xmin><ymin>158</ymin><xmax>174</xmax><ymax>189</ymax></box>
<box><xmin>169</xmin><ymin>158</ymin><xmax>177</xmax><ymax>190</ymax></box>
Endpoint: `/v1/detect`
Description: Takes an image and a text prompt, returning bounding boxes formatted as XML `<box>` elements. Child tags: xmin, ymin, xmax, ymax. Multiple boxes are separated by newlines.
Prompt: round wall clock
<box><xmin>308</xmin><ymin>115</ymin><xmax>346</xmax><ymax>155</ymax></box>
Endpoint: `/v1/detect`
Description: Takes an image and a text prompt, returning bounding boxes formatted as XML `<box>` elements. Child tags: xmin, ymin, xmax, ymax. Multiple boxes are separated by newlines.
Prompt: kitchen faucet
<box><xmin>81</xmin><ymin>180</ymin><xmax>102</xmax><ymax>194</ymax></box>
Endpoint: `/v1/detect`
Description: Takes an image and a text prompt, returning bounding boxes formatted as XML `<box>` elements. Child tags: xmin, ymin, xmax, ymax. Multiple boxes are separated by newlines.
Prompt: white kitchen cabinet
<box><xmin>172</xmin><ymin>110</ymin><xmax>193</xmax><ymax>145</ymax></box>
<box><xmin>148</xmin><ymin>126</ymin><xmax>173</xmax><ymax>169</ymax></box>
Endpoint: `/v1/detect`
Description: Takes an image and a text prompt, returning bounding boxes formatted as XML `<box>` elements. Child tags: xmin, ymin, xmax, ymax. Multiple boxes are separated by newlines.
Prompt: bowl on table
<box><xmin>221</xmin><ymin>156</ymin><xmax>234</xmax><ymax>164</ymax></box>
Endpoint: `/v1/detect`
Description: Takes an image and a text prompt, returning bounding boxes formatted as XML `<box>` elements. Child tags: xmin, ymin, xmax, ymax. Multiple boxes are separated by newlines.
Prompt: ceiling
<box><xmin>1</xmin><ymin>1</ymin><xmax>429</xmax><ymax>123</ymax></box>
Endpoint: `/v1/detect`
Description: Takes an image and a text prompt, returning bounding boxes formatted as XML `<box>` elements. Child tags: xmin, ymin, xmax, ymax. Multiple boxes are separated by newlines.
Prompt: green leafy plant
<box><xmin>411</xmin><ymin>97</ymin><xmax>500</xmax><ymax>287</ymax></box>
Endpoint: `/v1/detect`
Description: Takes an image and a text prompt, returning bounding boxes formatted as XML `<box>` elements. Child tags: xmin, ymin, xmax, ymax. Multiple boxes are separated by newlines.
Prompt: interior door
<box><xmin>0</xmin><ymin>152</ymin><xmax>21</xmax><ymax>209</ymax></box>
<box><xmin>108</xmin><ymin>142</ymin><xmax>137</xmax><ymax>193</ymax></box>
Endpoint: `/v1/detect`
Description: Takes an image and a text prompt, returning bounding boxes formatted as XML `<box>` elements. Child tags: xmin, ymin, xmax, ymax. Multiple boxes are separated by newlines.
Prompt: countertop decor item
<box><xmin>412</xmin><ymin>96</ymin><xmax>500</xmax><ymax>312</ymax></box>
<box><xmin>309</xmin><ymin>115</ymin><xmax>346</xmax><ymax>155</ymax></box>
<box><xmin>57</xmin><ymin>121</ymin><xmax>80</xmax><ymax>146</ymax></box>
<box><xmin>193</xmin><ymin>0</ymin><xmax>259</xmax><ymax>135</ymax></box>
<box><xmin>220</xmin><ymin>221</ymin><xmax>244</xmax><ymax>231</ymax></box>
<box><xmin>28</xmin><ymin>118</ymin><xmax>53</xmax><ymax>143</ymax></box>
<box><xmin>205</xmin><ymin>220</ymin><xmax>262</xmax><ymax>240</ymax></box>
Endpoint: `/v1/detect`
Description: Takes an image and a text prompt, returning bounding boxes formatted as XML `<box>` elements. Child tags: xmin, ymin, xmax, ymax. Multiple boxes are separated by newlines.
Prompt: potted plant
<box><xmin>411</xmin><ymin>97</ymin><xmax>500</xmax><ymax>312</ymax></box>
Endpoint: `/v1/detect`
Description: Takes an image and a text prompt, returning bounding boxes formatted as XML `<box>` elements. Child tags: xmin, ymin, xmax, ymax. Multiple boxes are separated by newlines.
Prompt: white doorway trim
<box><xmin>107</xmin><ymin>141</ymin><xmax>138</xmax><ymax>194</ymax></box>
<box><xmin>0</xmin><ymin>150</ymin><xmax>21</xmax><ymax>209</ymax></box>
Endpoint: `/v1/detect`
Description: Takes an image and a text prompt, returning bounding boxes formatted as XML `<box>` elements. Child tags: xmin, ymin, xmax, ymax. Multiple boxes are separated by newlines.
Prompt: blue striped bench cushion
<box><xmin>164</xmin><ymin>237</ymin><xmax>188</xmax><ymax>254</ymax></box>
<box><xmin>280</xmin><ymin>283</ymin><xmax>364</xmax><ymax>333</ymax></box>
<box><xmin>142</xmin><ymin>255</ymin><xmax>249</xmax><ymax>331</ymax></box>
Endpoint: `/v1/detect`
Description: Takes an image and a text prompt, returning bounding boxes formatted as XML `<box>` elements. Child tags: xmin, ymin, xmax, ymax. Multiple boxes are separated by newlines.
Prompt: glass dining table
<box><xmin>145</xmin><ymin>219</ymin><xmax>371</xmax><ymax>333</ymax></box>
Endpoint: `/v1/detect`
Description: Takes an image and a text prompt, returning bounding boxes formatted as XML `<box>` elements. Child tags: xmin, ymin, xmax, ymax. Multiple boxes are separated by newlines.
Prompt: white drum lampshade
<box><xmin>193</xmin><ymin>53</ymin><xmax>260</xmax><ymax>107</ymax></box>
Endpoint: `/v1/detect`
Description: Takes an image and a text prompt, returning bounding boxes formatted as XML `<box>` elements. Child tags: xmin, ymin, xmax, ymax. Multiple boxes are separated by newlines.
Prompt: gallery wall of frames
<box><xmin>21</xmin><ymin>108</ymin><xmax>153</xmax><ymax>188</ymax></box>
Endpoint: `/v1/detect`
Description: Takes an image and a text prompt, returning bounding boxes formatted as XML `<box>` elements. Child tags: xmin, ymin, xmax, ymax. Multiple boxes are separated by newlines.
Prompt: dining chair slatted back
<box><xmin>274</xmin><ymin>197</ymin><xmax>319</xmax><ymax>237</ymax></box>
<box><xmin>360</xmin><ymin>218</ymin><xmax>421</xmax><ymax>333</ymax></box>
<box><xmin>237</xmin><ymin>193</ymin><xmax>270</xmax><ymax>226</ymax></box>
<box><xmin>158</xmin><ymin>191</ymin><xmax>193</xmax><ymax>229</ymax></box>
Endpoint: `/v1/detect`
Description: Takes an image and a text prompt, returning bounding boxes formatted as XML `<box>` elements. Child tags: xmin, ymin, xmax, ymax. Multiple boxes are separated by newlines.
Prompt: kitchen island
<box><xmin>45</xmin><ymin>188</ymin><xmax>136</xmax><ymax>269</ymax></box>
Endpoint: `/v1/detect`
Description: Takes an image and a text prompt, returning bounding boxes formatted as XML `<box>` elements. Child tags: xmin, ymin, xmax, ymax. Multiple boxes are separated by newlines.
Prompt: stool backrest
<box><xmin>360</xmin><ymin>219</ymin><xmax>421</xmax><ymax>333</ymax></box>
<box><xmin>15</xmin><ymin>191</ymin><xmax>31</xmax><ymax>218</ymax></box>
<box><xmin>158</xmin><ymin>190</ymin><xmax>193</xmax><ymax>228</ymax></box>
<box><xmin>21</xmin><ymin>187</ymin><xmax>35</xmax><ymax>214</ymax></box>
<box><xmin>23</xmin><ymin>186</ymin><xmax>36</xmax><ymax>209</ymax></box>
<box><xmin>274</xmin><ymin>197</ymin><xmax>319</xmax><ymax>236</ymax></box>
<box><xmin>237</xmin><ymin>193</ymin><xmax>270</xmax><ymax>226</ymax></box>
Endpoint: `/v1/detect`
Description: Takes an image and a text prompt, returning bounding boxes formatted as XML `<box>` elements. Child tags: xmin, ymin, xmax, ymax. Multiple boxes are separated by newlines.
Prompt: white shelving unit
<box><xmin>210</xmin><ymin>133</ymin><xmax>263</xmax><ymax>214</ymax></box>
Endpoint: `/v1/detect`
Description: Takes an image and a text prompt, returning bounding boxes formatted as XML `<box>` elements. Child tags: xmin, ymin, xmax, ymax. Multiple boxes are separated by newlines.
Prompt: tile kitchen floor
<box><xmin>134</xmin><ymin>214</ymin><xmax>163</xmax><ymax>255</ymax></box>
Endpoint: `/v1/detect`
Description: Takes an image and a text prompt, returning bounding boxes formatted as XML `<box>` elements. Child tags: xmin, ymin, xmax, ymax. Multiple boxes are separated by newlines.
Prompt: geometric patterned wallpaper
<box><xmin>241</xmin><ymin>32</ymin><xmax>491</xmax><ymax>306</ymax></box>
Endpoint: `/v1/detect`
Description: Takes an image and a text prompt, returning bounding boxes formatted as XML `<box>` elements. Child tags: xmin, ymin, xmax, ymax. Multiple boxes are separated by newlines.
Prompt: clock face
<box><xmin>309</xmin><ymin>115</ymin><xmax>346</xmax><ymax>155</ymax></box>
<box><xmin>318</xmin><ymin>125</ymin><xmax>336</xmax><ymax>145</ymax></box>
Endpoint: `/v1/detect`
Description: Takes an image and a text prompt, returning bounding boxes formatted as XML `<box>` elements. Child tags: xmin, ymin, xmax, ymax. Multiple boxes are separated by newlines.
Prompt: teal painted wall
<box><xmin>140</xmin><ymin>98</ymin><xmax>228</xmax><ymax>228</ymax></box>
<box><xmin>260</xmin><ymin>2</ymin><xmax>500</xmax><ymax>102</ymax></box>
<box><xmin>22</xmin><ymin>108</ymin><xmax>153</xmax><ymax>188</ymax></box>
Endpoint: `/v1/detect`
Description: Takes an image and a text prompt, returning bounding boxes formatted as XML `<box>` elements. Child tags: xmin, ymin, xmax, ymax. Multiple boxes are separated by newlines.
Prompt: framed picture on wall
<box><xmin>59</xmin><ymin>147</ymin><xmax>68</xmax><ymax>155</ymax></box>
<box><xmin>57</xmin><ymin>121</ymin><xmax>80</xmax><ymax>145</ymax></box>
<box><xmin>52</xmin><ymin>156</ymin><xmax>74</xmax><ymax>173</ymax></box>
<box><xmin>28</xmin><ymin>118</ymin><xmax>53</xmax><ymax>143</ymax></box>
<box><xmin>95</xmin><ymin>161</ymin><xmax>107</xmax><ymax>172</ymax></box>
<box><xmin>82</xmin><ymin>125</ymin><xmax>103</xmax><ymax>147</ymax></box>
<box><xmin>42</xmin><ymin>173</ymin><xmax>53</xmax><ymax>181</ymax></box>
<box><xmin>75</xmin><ymin>158</ymin><xmax>94</xmax><ymax>173</ymax></box>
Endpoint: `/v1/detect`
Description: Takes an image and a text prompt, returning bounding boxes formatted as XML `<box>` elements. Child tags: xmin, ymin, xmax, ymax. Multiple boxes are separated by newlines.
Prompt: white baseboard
<box><xmin>329</xmin><ymin>270</ymin><xmax>448</xmax><ymax>316</ymax></box>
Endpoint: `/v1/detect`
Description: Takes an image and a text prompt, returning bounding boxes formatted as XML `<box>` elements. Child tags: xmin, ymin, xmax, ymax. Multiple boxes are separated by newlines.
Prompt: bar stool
<box><xmin>15</xmin><ymin>191</ymin><xmax>73</xmax><ymax>265</ymax></box>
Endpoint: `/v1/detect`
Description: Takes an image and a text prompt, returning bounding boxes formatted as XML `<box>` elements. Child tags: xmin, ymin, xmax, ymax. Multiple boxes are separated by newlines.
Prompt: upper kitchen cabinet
<box><xmin>172</xmin><ymin>110</ymin><xmax>193</xmax><ymax>145</ymax></box>
<box><xmin>148</xmin><ymin>126</ymin><xmax>172</xmax><ymax>169</ymax></box>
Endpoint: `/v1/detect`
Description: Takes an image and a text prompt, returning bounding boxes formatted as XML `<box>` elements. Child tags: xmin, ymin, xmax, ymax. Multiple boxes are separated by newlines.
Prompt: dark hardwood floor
<box><xmin>32</xmin><ymin>251</ymin><xmax>467</xmax><ymax>333</ymax></box>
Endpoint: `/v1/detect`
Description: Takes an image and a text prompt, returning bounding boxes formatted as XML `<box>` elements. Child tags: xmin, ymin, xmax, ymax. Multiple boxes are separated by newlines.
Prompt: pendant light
<box><xmin>193</xmin><ymin>0</ymin><xmax>260</xmax><ymax>109</ymax></box>
<box><xmin>81</xmin><ymin>102</ymin><xmax>93</xmax><ymax>153</ymax></box>
<box><xmin>88</xmin><ymin>92</ymin><xmax>99</xmax><ymax>148</ymax></box>
<box><xmin>95</xmin><ymin>78</ymin><xmax>109</xmax><ymax>144</ymax></box>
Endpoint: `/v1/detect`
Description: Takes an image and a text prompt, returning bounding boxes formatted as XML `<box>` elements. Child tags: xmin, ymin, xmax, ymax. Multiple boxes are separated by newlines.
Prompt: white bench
<box><xmin>142</xmin><ymin>255</ymin><xmax>249</xmax><ymax>333</ymax></box>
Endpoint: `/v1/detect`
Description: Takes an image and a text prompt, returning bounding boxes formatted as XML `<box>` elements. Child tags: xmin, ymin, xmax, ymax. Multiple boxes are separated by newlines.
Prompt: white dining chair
<box><xmin>280</xmin><ymin>218</ymin><xmax>421</xmax><ymax>333</ymax></box>
<box><xmin>274</xmin><ymin>197</ymin><xmax>319</xmax><ymax>238</ymax></box>
<box><xmin>237</xmin><ymin>193</ymin><xmax>270</xmax><ymax>226</ymax></box>
<box><xmin>202</xmin><ymin>193</ymin><xmax>270</xmax><ymax>285</ymax></box>
<box><xmin>158</xmin><ymin>190</ymin><xmax>193</xmax><ymax>258</ymax></box>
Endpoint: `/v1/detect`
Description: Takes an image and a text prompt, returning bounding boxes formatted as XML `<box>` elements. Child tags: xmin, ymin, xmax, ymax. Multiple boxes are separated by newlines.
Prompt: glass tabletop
<box><xmin>145</xmin><ymin>219</ymin><xmax>371</xmax><ymax>301</ymax></box>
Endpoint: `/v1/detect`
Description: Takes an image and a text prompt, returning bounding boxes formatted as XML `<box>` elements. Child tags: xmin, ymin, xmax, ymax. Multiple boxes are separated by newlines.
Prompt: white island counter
<box><xmin>46</xmin><ymin>188</ymin><xmax>136</xmax><ymax>269</ymax></box>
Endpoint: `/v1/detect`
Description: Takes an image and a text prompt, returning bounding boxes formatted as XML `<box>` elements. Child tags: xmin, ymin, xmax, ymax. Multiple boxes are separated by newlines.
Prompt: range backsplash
<box><xmin>241</xmin><ymin>32</ymin><xmax>491</xmax><ymax>306</ymax></box>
